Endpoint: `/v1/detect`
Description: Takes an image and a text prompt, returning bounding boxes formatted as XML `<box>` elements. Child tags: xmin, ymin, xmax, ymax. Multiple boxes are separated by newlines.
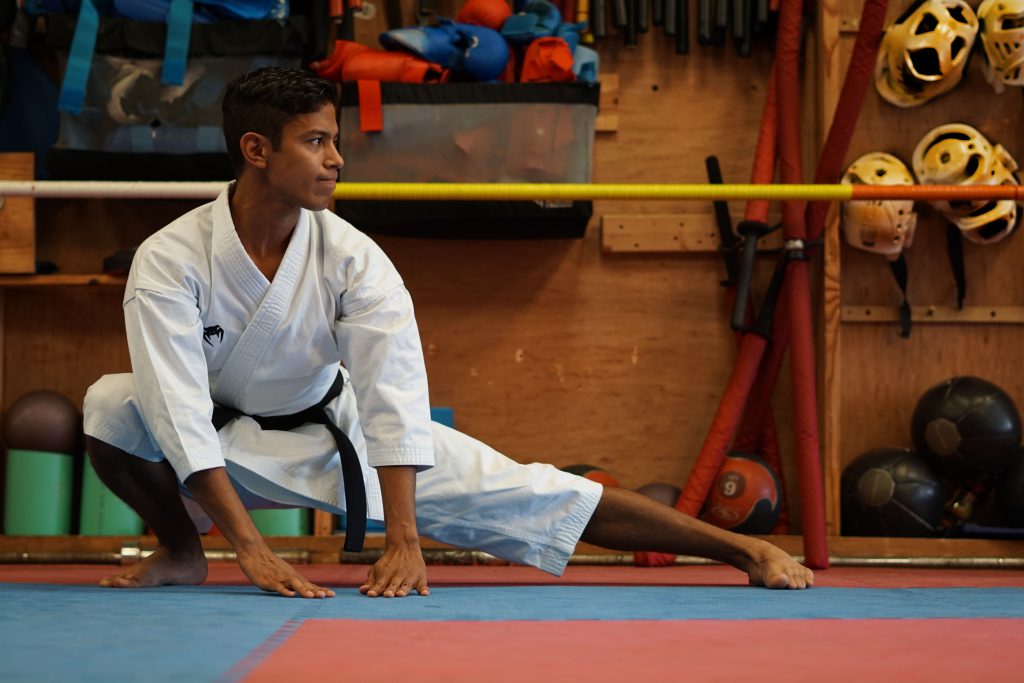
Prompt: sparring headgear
<box><xmin>840</xmin><ymin>152</ymin><xmax>919</xmax><ymax>260</ymax></box>
<box><xmin>875</xmin><ymin>0</ymin><xmax>978</xmax><ymax>107</ymax></box>
<box><xmin>519</xmin><ymin>37</ymin><xmax>575</xmax><ymax>83</ymax></box>
<box><xmin>573</xmin><ymin>45</ymin><xmax>599</xmax><ymax>83</ymax></box>
<box><xmin>381</xmin><ymin>19</ymin><xmax>510</xmax><ymax>82</ymax></box>
<box><xmin>457</xmin><ymin>0</ymin><xmax>513</xmax><ymax>31</ymax></box>
<box><xmin>311</xmin><ymin>40</ymin><xmax>373</xmax><ymax>82</ymax></box>
<box><xmin>312</xmin><ymin>40</ymin><xmax>449</xmax><ymax>83</ymax></box>
<box><xmin>977</xmin><ymin>0</ymin><xmax>1024</xmax><ymax>92</ymax></box>
<box><xmin>912</xmin><ymin>123</ymin><xmax>1020</xmax><ymax>244</ymax></box>
<box><xmin>500</xmin><ymin>0</ymin><xmax>562</xmax><ymax>43</ymax></box>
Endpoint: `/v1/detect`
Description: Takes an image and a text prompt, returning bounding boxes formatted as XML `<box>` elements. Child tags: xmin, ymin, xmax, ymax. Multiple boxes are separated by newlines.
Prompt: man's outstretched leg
<box><xmin>581</xmin><ymin>486</ymin><xmax>814</xmax><ymax>589</ymax></box>
<box><xmin>85</xmin><ymin>436</ymin><xmax>207</xmax><ymax>588</ymax></box>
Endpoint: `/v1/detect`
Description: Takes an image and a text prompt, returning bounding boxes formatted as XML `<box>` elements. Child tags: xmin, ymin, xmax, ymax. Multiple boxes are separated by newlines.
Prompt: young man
<box><xmin>83</xmin><ymin>67</ymin><xmax>813</xmax><ymax>599</ymax></box>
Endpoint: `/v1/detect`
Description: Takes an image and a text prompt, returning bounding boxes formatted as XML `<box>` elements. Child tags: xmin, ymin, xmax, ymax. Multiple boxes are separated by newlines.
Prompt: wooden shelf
<box><xmin>0</xmin><ymin>274</ymin><xmax>126</xmax><ymax>288</ymax></box>
<box><xmin>842</xmin><ymin>305</ymin><xmax>1024</xmax><ymax>325</ymax></box>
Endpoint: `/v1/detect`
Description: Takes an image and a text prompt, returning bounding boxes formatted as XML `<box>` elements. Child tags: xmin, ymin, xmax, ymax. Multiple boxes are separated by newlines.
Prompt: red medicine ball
<box><xmin>635</xmin><ymin>481</ymin><xmax>681</xmax><ymax>507</ymax></box>
<box><xmin>562</xmin><ymin>464</ymin><xmax>620</xmax><ymax>487</ymax></box>
<box><xmin>701</xmin><ymin>452</ymin><xmax>782</xmax><ymax>534</ymax></box>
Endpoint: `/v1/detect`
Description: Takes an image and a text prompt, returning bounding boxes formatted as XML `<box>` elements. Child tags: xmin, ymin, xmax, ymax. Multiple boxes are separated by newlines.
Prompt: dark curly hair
<box><xmin>222</xmin><ymin>67</ymin><xmax>338</xmax><ymax>176</ymax></box>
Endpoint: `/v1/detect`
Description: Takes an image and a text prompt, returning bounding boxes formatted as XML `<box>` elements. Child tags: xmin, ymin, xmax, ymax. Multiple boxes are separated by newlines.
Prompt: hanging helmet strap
<box><xmin>888</xmin><ymin>252</ymin><xmax>912</xmax><ymax>338</ymax></box>
<box><xmin>944</xmin><ymin>220</ymin><xmax>967</xmax><ymax>310</ymax></box>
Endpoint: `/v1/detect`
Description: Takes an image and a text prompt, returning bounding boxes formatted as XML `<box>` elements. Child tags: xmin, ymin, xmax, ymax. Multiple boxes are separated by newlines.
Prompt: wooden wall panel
<box><xmin>377</xmin><ymin>235</ymin><xmax>798</xmax><ymax>499</ymax></box>
<box><xmin>0</xmin><ymin>154</ymin><xmax>35</xmax><ymax>274</ymax></box>
<box><xmin>2</xmin><ymin>23</ymin><xmax>807</xmax><ymax>526</ymax></box>
<box><xmin>826</xmin><ymin>0</ymin><xmax>1024</xmax><ymax>529</ymax></box>
<box><xmin>3</xmin><ymin>289</ymin><xmax>130</xmax><ymax>407</ymax></box>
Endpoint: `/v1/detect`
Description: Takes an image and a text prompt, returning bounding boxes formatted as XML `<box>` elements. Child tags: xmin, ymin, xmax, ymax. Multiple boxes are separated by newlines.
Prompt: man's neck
<box><xmin>229</xmin><ymin>176</ymin><xmax>298</xmax><ymax>279</ymax></box>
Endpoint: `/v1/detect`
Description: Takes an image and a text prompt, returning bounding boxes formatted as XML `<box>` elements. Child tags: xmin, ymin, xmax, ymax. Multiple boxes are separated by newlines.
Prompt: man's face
<box><xmin>264</xmin><ymin>104</ymin><xmax>343</xmax><ymax>212</ymax></box>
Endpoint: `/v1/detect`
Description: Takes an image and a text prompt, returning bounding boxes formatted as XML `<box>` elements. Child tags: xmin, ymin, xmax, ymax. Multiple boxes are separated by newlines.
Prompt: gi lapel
<box><xmin>210</xmin><ymin>196</ymin><xmax>312</xmax><ymax>409</ymax></box>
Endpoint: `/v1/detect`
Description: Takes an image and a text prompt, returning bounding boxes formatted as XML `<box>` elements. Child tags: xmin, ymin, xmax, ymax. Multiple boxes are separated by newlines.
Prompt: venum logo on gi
<box><xmin>203</xmin><ymin>325</ymin><xmax>225</xmax><ymax>346</ymax></box>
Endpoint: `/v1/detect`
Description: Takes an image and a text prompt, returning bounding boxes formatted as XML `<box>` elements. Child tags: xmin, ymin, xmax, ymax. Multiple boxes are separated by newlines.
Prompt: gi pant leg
<box><xmin>84</xmin><ymin>373</ymin><xmax>602</xmax><ymax>576</ymax></box>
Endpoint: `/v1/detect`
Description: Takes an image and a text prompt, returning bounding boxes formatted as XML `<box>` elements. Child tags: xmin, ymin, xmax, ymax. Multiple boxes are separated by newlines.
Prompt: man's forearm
<box><xmin>184</xmin><ymin>467</ymin><xmax>265</xmax><ymax>551</ymax></box>
<box><xmin>376</xmin><ymin>465</ymin><xmax>420</xmax><ymax>545</ymax></box>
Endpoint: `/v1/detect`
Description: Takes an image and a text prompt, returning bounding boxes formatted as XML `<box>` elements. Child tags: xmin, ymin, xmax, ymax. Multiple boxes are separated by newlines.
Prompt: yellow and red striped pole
<box><xmin>0</xmin><ymin>180</ymin><xmax>1019</xmax><ymax>202</ymax></box>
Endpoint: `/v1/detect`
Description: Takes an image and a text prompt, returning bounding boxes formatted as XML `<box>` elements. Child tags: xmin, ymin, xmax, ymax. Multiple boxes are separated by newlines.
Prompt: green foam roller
<box><xmin>3</xmin><ymin>449</ymin><xmax>74</xmax><ymax>535</ymax></box>
<box><xmin>79</xmin><ymin>457</ymin><xmax>144</xmax><ymax>536</ymax></box>
<box><xmin>249</xmin><ymin>508</ymin><xmax>310</xmax><ymax>536</ymax></box>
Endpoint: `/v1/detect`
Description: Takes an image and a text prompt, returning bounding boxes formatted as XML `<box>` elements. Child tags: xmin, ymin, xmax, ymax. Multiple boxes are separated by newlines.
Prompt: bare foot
<box><xmin>100</xmin><ymin>546</ymin><xmax>208</xmax><ymax>589</ymax></box>
<box><xmin>744</xmin><ymin>540</ymin><xmax>814</xmax><ymax>590</ymax></box>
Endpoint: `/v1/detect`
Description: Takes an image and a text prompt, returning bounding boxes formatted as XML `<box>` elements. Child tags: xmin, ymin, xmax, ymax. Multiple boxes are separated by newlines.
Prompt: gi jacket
<box><xmin>122</xmin><ymin>187</ymin><xmax>435</xmax><ymax>517</ymax></box>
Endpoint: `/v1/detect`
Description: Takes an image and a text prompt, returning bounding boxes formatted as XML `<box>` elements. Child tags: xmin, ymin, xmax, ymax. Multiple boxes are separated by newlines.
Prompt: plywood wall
<box><xmin>3</xmin><ymin>6</ymin><xmax>823</xmax><ymax>526</ymax></box>
<box><xmin>824</xmin><ymin>0</ymin><xmax>1024</xmax><ymax>529</ymax></box>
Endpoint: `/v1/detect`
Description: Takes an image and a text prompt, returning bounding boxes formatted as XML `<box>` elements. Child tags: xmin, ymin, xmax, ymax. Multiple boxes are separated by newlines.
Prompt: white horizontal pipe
<box><xmin>0</xmin><ymin>180</ymin><xmax>228</xmax><ymax>199</ymax></box>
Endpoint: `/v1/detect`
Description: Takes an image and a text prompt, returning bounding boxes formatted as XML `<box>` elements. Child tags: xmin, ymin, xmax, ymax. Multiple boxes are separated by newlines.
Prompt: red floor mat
<box><xmin>241</xmin><ymin>618</ymin><xmax>1024</xmax><ymax>683</ymax></box>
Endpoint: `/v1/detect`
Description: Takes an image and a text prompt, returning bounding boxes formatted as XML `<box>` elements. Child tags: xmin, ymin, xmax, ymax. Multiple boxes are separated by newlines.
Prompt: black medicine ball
<box><xmin>995</xmin><ymin>448</ymin><xmax>1024</xmax><ymax>528</ymax></box>
<box><xmin>841</xmin><ymin>447</ymin><xmax>948</xmax><ymax>537</ymax></box>
<box><xmin>910</xmin><ymin>376</ymin><xmax>1022</xmax><ymax>485</ymax></box>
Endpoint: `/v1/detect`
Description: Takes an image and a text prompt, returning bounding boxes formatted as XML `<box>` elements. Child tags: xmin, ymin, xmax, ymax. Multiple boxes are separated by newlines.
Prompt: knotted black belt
<box><xmin>210</xmin><ymin>372</ymin><xmax>366</xmax><ymax>552</ymax></box>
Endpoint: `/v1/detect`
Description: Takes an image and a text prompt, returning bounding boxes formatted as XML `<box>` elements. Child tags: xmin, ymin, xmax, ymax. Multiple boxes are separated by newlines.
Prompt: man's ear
<box><xmin>240</xmin><ymin>132</ymin><xmax>270</xmax><ymax>169</ymax></box>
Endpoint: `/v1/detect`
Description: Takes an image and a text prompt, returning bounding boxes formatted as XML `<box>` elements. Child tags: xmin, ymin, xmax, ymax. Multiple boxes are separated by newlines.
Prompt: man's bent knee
<box><xmin>85</xmin><ymin>435</ymin><xmax>134</xmax><ymax>468</ymax></box>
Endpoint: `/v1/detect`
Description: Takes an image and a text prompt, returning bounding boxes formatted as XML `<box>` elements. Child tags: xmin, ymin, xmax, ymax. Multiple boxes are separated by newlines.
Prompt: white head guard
<box><xmin>977</xmin><ymin>0</ymin><xmax>1024</xmax><ymax>92</ymax></box>
<box><xmin>912</xmin><ymin>123</ymin><xmax>1020</xmax><ymax>244</ymax></box>
<box><xmin>875</xmin><ymin>0</ymin><xmax>978</xmax><ymax>107</ymax></box>
<box><xmin>841</xmin><ymin>152</ymin><xmax>919</xmax><ymax>260</ymax></box>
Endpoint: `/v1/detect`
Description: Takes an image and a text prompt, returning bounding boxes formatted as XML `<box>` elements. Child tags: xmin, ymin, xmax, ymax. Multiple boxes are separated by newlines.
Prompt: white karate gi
<box><xmin>83</xmin><ymin>188</ymin><xmax>601</xmax><ymax>575</ymax></box>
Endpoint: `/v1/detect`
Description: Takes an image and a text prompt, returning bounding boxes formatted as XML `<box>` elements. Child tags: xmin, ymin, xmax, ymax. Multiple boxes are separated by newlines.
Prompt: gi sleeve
<box><xmin>333</xmin><ymin>248</ymin><xmax>435</xmax><ymax>471</ymax></box>
<box><xmin>124</xmin><ymin>287</ymin><xmax>225</xmax><ymax>483</ymax></box>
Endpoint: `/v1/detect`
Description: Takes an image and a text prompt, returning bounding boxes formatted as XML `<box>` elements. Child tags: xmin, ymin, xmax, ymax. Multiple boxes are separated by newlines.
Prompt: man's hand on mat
<box><xmin>236</xmin><ymin>544</ymin><xmax>336</xmax><ymax>598</ymax></box>
<box><xmin>745</xmin><ymin>540</ymin><xmax>815</xmax><ymax>590</ymax></box>
<box><xmin>360</xmin><ymin>541</ymin><xmax>430</xmax><ymax>598</ymax></box>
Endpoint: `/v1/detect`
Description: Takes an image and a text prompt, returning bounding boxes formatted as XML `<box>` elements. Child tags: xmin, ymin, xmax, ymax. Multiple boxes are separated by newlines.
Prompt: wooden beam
<box><xmin>0</xmin><ymin>274</ymin><xmax>127</xmax><ymax>288</ymax></box>
<box><xmin>596</xmin><ymin>73</ymin><xmax>618</xmax><ymax>134</ymax></box>
<box><xmin>595</xmin><ymin>113</ymin><xmax>619</xmax><ymax>134</ymax></box>
<box><xmin>842</xmin><ymin>305</ymin><xmax>1024</xmax><ymax>325</ymax></box>
<box><xmin>601</xmin><ymin>213</ymin><xmax>784</xmax><ymax>254</ymax></box>
<box><xmin>0</xmin><ymin>153</ymin><xmax>35</xmax><ymax>274</ymax></box>
<box><xmin>598</xmin><ymin>73</ymin><xmax>618</xmax><ymax>109</ymax></box>
<box><xmin>313</xmin><ymin>510</ymin><xmax>335</xmax><ymax>537</ymax></box>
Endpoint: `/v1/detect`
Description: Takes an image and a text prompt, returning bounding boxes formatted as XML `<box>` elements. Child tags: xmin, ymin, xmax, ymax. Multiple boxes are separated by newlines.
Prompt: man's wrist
<box><xmin>384</xmin><ymin>520</ymin><xmax>420</xmax><ymax>546</ymax></box>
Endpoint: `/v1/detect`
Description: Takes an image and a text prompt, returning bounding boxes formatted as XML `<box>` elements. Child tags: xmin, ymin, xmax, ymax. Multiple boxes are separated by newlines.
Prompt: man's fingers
<box><xmin>370</xmin><ymin>576</ymin><xmax>428</xmax><ymax>598</ymax></box>
<box><xmin>360</xmin><ymin>568</ymin><xmax>378</xmax><ymax>594</ymax></box>
<box><xmin>271</xmin><ymin>581</ymin><xmax>297</xmax><ymax>598</ymax></box>
<box><xmin>286</xmin><ymin>577</ymin><xmax>335</xmax><ymax>599</ymax></box>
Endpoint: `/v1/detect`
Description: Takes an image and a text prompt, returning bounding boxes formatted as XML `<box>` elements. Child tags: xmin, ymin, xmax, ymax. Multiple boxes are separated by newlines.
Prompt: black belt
<box><xmin>210</xmin><ymin>372</ymin><xmax>366</xmax><ymax>552</ymax></box>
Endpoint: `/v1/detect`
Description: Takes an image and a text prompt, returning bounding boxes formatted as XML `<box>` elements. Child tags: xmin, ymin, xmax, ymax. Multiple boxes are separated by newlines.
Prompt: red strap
<box><xmin>357</xmin><ymin>80</ymin><xmax>383</xmax><ymax>133</ymax></box>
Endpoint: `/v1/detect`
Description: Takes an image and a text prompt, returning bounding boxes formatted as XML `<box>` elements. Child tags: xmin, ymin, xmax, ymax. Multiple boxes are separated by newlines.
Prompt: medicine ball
<box><xmin>562</xmin><ymin>464</ymin><xmax>620</xmax><ymax>487</ymax></box>
<box><xmin>635</xmin><ymin>481</ymin><xmax>681</xmax><ymax>507</ymax></box>
<box><xmin>701</xmin><ymin>452</ymin><xmax>781</xmax><ymax>534</ymax></box>
<box><xmin>911</xmin><ymin>376</ymin><xmax>1022</xmax><ymax>485</ymax></box>
<box><xmin>995</xmin><ymin>448</ymin><xmax>1024</xmax><ymax>528</ymax></box>
<box><xmin>841</xmin><ymin>447</ymin><xmax>948</xmax><ymax>537</ymax></box>
<box><xmin>3</xmin><ymin>390</ymin><xmax>81</xmax><ymax>455</ymax></box>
